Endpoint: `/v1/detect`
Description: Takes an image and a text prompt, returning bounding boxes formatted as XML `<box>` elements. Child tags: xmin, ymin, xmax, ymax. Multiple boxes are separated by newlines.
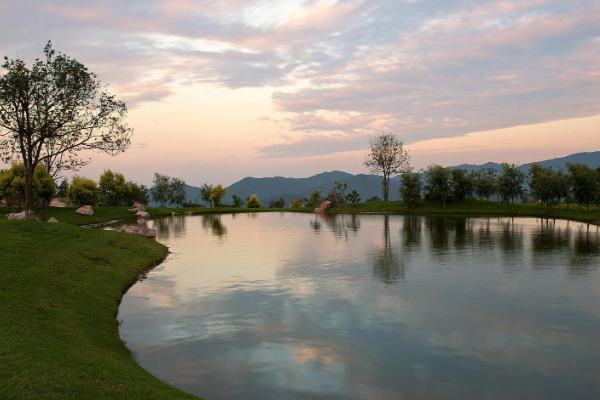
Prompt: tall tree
<box><xmin>210</xmin><ymin>184</ymin><xmax>227</xmax><ymax>207</ymax></box>
<box><xmin>529</xmin><ymin>164</ymin><xmax>558</xmax><ymax>208</ymax></box>
<box><xmin>99</xmin><ymin>169</ymin><xmax>131</xmax><ymax>207</ymax></box>
<box><xmin>475</xmin><ymin>167</ymin><xmax>496</xmax><ymax>206</ymax></box>
<box><xmin>424</xmin><ymin>165</ymin><xmax>451</xmax><ymax>209</ymax></box>
<box><xmin>169</xmin><ymin>177</ymin><xmax>186</xmax><ymax>208</ymax></box>
<box><xmin>0</xmin><ymin>42</ymin><xmax>131</xmax><ymax>218</ymax></box>
<box><xmin>150</xmin><ymin>173</ymin><xmax>171</xmax><ymax>207</ymax></box>
<box><xmin>399</xmin><ymin>171</ymin><xmax>422</xmax><ymax>208</ymax></box>
<box><xmin>567</xmin><ymin>163</ymin><xmax>598</xmax><ymax>211</ymax></box>
<box><xmin>199</xmin><ymin>183</ymin><xmax>213</xmax><ymax>207</ymax></box>
<box><xmin>364</xmin><ymin>133</ymin><xmax>410</xmax><ymax>201</ymax></box>
<box><xmin>496</xmin><ymin>163</ymin><xmax>525</xmax><ymax>208</ymax></box>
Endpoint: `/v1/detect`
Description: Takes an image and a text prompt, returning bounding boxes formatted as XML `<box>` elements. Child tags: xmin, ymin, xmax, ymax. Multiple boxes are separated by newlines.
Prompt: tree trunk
<box><xmin>382</xmin><ymin>176</ymin><xmax>389</xmax><ymax>201</ymax></box>
<box><xmin>24</xmin><ymin>166</ymin><xmax>35</xmax><ymax>220</ymax></box>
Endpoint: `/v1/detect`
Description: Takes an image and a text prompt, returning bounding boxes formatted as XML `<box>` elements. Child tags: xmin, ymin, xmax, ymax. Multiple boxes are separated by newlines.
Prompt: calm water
<box><xmin>118</xmin><ymin>213</ymin><xmax>600</xmax><ymax>400</ymax></box>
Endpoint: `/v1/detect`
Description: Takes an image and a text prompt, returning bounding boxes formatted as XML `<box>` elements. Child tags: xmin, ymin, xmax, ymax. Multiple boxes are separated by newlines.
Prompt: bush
<box><xmin>232</xmin><ymin>194</ymin><xmax>243</xmax><ymax>208</ymax></box>
<box><xmin>68</xmin><ymin>176</ymin><xmax>99</xmax><ymax>206</ymax></box>
<box><xmin>246</xmin><ymin>194</ymin><xmax>262</xmax><ymax>208</ymax></box>
<box><xmin>210</xmin><ymin>184</ymin><xmax>227</xmax><ymax>207</ymax></box>
<box><xmin>269</xmin><ymin>197</ymin><xmax>285</xmax><ymax>208</ymax></box>
<box><xmin>326</xmin><ymin>181</ymin><xmax>347</xmax><ymax>206</ymax></box>
<box><xmin>366</xmin><ymin>196</ymin><xmax>381</xmax><ymax>202</ymax></box>
<box><xmin>289</xmin><ymin>198</ymin><xmax>304</xmax><ymax>208</ymax></box>
<box><xmin>305</xmin><ymin>190</ymin><xmax>323</xmax><ymax>207</ymax></box>
<box><xmin>99</xmin><ymin>169</ymin><xmax>132</xmax><ymax>207</ymax></box>
<box><xmin>346</xmin><ymin>190</ymin><xmax>361</xmax><ymax>204</ymax></box>
<box><xmin>0</xmin><ymin>163</ymin><xmax>56</xmax><ymax>210</ymax></box>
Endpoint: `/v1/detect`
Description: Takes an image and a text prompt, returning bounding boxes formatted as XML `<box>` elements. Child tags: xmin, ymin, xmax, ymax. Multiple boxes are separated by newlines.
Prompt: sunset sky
<box><xmin>1</xmin><ymin>0</ymin><xmax>599</xmax><ymax>186</ymax></box>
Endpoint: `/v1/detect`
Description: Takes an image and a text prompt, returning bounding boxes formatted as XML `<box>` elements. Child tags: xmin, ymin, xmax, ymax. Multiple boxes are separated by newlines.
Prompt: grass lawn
<box><xmin>334</xmin><ymin>199</ymin><xmax>600</xmax><ymax>224</ymax></box>
<box><xmin>0</xmin><ymin>219</ymin><xmax>199</xmax><ymax>399</ymax></box>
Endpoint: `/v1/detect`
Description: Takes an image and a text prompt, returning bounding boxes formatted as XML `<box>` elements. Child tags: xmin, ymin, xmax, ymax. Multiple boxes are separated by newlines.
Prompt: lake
<box><xmin>117</xmin><ymin>213</ymin><xmax>600</xmax><ymax>399</ymax></box>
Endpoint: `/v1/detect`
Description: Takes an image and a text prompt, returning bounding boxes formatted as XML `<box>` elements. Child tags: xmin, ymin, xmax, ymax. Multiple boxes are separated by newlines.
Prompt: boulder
<box><xmin>48</xmin><ymin>217</ymin><xmax>59</xmax><ymax>223</ymax></box>
<box><xmin>314</xmin><ymin>200</ymin><xmax>333</xmax><ymax>213</ymax></box>
<box><xmin>75</xmin><ymin>205</ymin><xmax>94</xmax><ymax>215</ymax></box>
<box><xmin>7</xmin><ymin>211</ymin><xmax>26</xmax><ymax>220</ymax></box>
<box><xmin>49</xmin><ymin>198</ymin><xmax>67</xmax><ymax>207</ymax></box>
<box><xmin>120</xmin><ymin>224</ymin><xmax>157</xmax><ymax>239</ymax></box>
<box><xmin>127</xmin><ymin>202</ymin><xmax>146</xmax><ymax>213</ymax></box>
<box><xmin>136</xmin><ymin>211</ymin><xmax>151</xmax><ymax>219</ymax></box>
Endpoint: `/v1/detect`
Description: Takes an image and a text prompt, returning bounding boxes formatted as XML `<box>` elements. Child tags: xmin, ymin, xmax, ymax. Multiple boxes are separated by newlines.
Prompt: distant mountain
<box><xmin>173</xmin><ymin>151</ymin><xmax>599</xmax><ymax>206</ymax></box>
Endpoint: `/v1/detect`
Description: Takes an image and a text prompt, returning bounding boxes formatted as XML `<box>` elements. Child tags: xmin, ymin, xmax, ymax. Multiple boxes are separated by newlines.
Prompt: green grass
<box><xmin>0</xmin><ymin>219</ymin><xmax>199</xmax><ymax>399</ymax></box>
<box><xmin>334</xmin><ymin>199</ymin><xmax>600</xmax><ymax>224</ymax></box>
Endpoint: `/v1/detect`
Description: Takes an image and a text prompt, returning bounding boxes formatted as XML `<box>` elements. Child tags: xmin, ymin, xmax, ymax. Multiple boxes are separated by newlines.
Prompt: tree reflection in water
<box><xmin>202</xmin><ymin>214</ymin><xmax>227</xmax><ymax>239</ymax></box>
<box><xmin>313</xmin><ymin>213</ymin><xmax>360</xmax><ymax>240</ymax></box>
<box><xmin>373</xmin><ymin>215</ymin><xmax>402</xmax><ymax>284</ymax></box>
<box><xmin>153</xmin><ymin>215</ymin><xmax>186</xmax><ymax>237</ymax></box>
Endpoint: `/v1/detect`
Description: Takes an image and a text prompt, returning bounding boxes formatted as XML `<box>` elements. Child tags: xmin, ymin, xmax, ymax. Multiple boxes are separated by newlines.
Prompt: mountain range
<box><xmin>176</xmin><ymin>151</ymin><xmax>600</xmax><ymax>206</ymax></box>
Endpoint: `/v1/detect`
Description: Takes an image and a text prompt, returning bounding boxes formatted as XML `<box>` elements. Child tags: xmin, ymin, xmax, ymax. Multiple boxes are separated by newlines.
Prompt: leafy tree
<box><xmin>364</xmin><ymin>133</ymin><xmax>411</xmax><ymax>201</ymax></box>
<box><xmin>269</xmin><ymin>197</ymin><xmax>285</xmax><ymax>208</ymax></box>
<box><xmin>0</xmin><ymin>163</ymin><xmax>55</xmax><ymax>210</ymax></box>
<box><xmin>169</xmin><ymin>177</ymin><xmax>186</xmax><ymax>208</ymax></box>
<box><xmin>290</xmin><ymin>198</ymin><xmax>305</xmax><ymax>208</ymax></box>
<box><xmin>210</xmin><ymin>184</ymin><xmax>227</xmax><ymax>207</ymax></box>
<box><xmin>68</xmin><ymin>176</ymin><xmax>99</xmax><ymax>206</ymax></box>
<box><xmin>305</xmin><ymin>190</ymin><xmax>323</xmax><ymax>207</ymax></box>
<box><xmin>246</xmin><ymin>194</ymin><xmax>262</xmax><ymax>208</ymax></box>
<box><xmin>150</xmin><ymin>173</ymin><xmax>171</xmax><ymax>207</ymax></box>
<box><xmin>424</xmin><ymin>165</ymin><xmax>451</xmax><ymax>209</ymax></box>
<box><xmin>496</xmin><ymin>163</ymin><xmax>525</xmax><ymax>208</ymax></box>
<box><xmin>346</xmin><ymin>190</ymin><xmax>361</xmax><ymax>204</ymax></box>
<box><xmin>99</xmin><ymin>169</ymin><xmax>131</xmax><ymax>207</ymax></box>
<box><xmin>232</xmin><ymin>194</ymin><xmax>243</xmax><ymax>208</ymax></box>
<box><xmin>567</xmin><ymin>163</ymin><xmax>598</xmax><ymax>211</ymax></box>
<box><xmin>399</xmin><ymin>171</ymin><xmax>422</xmax><ymax>208</ymax></box>
<box><xmin>326</xmin><ymin>181</ymin><xmax>348</xmax><ymax>206</ymax></box>
<box><xmin>529</xmin><ymin>164</ymin><xmax>558</xmax><ymax>208</ymax></box>
<box><xmin>199</xmin><ymin>184</ymin><xmax>213</xmax><ymax>207</ymax></box>
<box><xmin>366</xmin><ymin>196</ymin><xmax>382</xmax><ymax>202</ymax></box>
<box><xmin>475</xmin><ymin>167</ymin><xmax>497</xmax><ymax>206</ymax></box>
<box><xmin>0</xmin><ymin>42</ymin><xmax>131</xmax><ymax>218</ymax></box>
<box><xmin>128</xmin><ymin>181</ymin><xmax>149</xmax><ymax>205</ymax></box>
<box><xmin>450</xmin><ymin>169</ymin><xmax>472</xmax><ymax>201</ymax></box>
<box><xmin>555</xmin><ymin>169</ymin><xmax>572</xmax><ymax>209</ymax></box>
<box><xmin>56</xmin><ymin>178</ymin><xmax>69</xmax><ymax>198</ymax></box>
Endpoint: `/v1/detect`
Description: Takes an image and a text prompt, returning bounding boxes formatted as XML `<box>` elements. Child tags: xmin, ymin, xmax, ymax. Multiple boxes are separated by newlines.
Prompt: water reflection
<box><xmin>118</xmin><ymin>214</ymin><xmax>600</xmax><ymax>400</ymax></box>
<box><xmin>154</xmin><ymin>215</ymin><xmax>187</xmax><ymax>237</ymax></box>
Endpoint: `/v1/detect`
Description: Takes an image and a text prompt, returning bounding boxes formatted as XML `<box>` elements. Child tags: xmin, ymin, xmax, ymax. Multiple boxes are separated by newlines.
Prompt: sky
<box><xmin>0</xmin><ymin>0</ymin><xmax>599</xmax><ymax>186</ymax></box>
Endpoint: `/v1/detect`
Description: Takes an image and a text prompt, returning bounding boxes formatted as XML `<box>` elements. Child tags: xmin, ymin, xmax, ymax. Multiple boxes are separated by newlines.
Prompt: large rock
<box><xmin>7</xmin><ymin>211</ymin><xmax>26</xmax><ymax>220</ymax></box>
<box><xmin>314</xmin><ymin>200</ymin><xmax>333</xmax><ymax>213</ymax></box>
<box><xmin>75</xmin><ymin>205</ymin><xmax>94</xmax><ymax>216</ymax></box>
<box><xmin>127</xmin><ymin>202</ymin><xmax>146</xmax><ymax>213</ymax></box>
<box><xmin>49</xmin><ymin>198</ymin><xmax>67</xmax><ymax>207</ymax></box>
<box><xmin>120</xmin><ymin>224</ymin><xmax>157</xmax><ymax>239</ymax></box>
<box><xmin>48</xmin><ymin>217</ymin><xmax>59</xmax><ymax>223</ymax></box>
<box><xmin>136</xmin><ymin>210</ymin><xmax>151</xmax><ymax>219</ymax></box>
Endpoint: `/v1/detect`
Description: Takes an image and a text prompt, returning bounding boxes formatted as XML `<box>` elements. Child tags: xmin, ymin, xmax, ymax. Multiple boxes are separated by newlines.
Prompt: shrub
<box><xmin>0</xmin><ymin>163</ymin><xmax>56</xmax><ymax>210</ymax></box>
<box><xmin>346</xmin><ymin>190</ymin><xmax>361</xmax><ymax>204</ymax></box>
<box><xmin>246</xmin><ymin>194</ymin><xmax>262</xmax><ymax>208</ymax></box>
<box><xmin>366</xmin><ymin>196</ymin><xmax>381</xmax><ymax>202</ymax></box>
<box><xmin>326</xmin><ymin>181</ymin><xmax>347</xmax><ymax>206</ymax></box>
<box><xmin>306</xmin><ymin>190</ymin><xmax>323</xmax><ymax>207</ymax></box>
<box><xmin>269</xmin><ymin>197</ymin><xmax>285</xmax><ymax>208</ymax></box>
<box><xmin>99</xmin><ymin>169</ymin><xmax>132</xmax><ymax>207</ymax></box>
<box><xmin>289</xmin><ymin>198</ymin><xmax>304</xmax><ymax>208</ymax></box>
<box><xmin>232</xmin><ymin>194</ymin><xmax>243</xmax><ymax>208</ymax></box>
<box><xmin>210</xmin><ymin>184</ymin><xmax>227</xmax><ymax>207</ymax></box>
<box><xmin>68</xmin><ymin>176</ymin><xmax>99</xmax><ymax>206</ymax></box>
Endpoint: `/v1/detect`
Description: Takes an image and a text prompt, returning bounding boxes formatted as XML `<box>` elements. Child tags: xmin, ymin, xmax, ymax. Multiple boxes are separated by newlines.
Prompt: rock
<box><xmin>127</xmin><ymin>202</ymin><xmax>146</xmax><ymax>213</ymax></box>
<box><xmin>120</xmin><ymin>224</ymin><xmax>157</xmax><ymax>239</ymax></box>
<box><xmin>49</xmin><ymin>198</ymin><xmax>67</xmax><ymax>207</ymax></box>
<box><xmin>314</xmin><ymin>200</ymin><xmax>333</xmax><ymax>213</ymax></box>
<box><xmin>48</xmin><ymin>217</ymin><xmax>59</xmax><ymax>223</ymax></box>
<box><xmin>136</xmin><ymin>211</ymin><xmax>151</xmax><ymax>219</ymax></box>
<box><xmin>75</xmin><ymin>205</ymin><xmax>94</xmax><ymax>215</ymax></box>
<box><xmin>7</xmin><ymin>211</ymin><xmax>26</xmax><ymax>220</ymax></box>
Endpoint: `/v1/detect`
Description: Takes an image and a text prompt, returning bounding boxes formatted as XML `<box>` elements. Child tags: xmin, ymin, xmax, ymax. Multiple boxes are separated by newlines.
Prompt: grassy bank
<box><xmin>334</xmin><ymin>199</ymin><xmax>600</xmax><ymax>224</ymax></box>
<box><xmin>0</xmin><ymin>219</ymin><xmax>199</xmax><ymax>399</ymax></box>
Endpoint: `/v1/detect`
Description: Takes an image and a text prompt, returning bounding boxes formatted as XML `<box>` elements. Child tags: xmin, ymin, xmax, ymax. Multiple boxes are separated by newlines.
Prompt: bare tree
<box><xmin>363</xmin><ymin>133</ymin><xmax>410</xmax><ymax>201</ymax></box>
<box><xmin>0</xmin><ymin>42</ymin><xmax>131</xmax><ymax>218</ymax></box>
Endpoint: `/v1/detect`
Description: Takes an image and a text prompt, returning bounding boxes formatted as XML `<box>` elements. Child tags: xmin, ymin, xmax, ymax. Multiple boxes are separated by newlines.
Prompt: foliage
<box><xmin>0</xmin><ymin>42</ymin><xmax>131</xmax><ymax>217</ymax></box>
<box><xmin>363</xmin><ymin>133</ymin><xmax>411</xmax><ymax>201</ymax></box>
<box><xmin>290</xmin><ymin>198</ymin><xmax>305</xmax><ymax>208</ymax></box>
<box><xmin>399</xmin><ymin>171</ymin><xmax>422</xmax><ymax>208</ymax></box>
<box><xmin>199</xmin><ymin>183</ymin><xmax>213</xmax><ymax>207</ymax></box>
<box><xmin>326</xmin><ymin>181</ymin><xmax>348</xmax><ymax>206</ymax></box>
<box><xmin>475</xmin><ymin>168</ymin><xmax>497</xmax><ymax>204</ymax></box>
<box><xmin>169</xmin><ymin>177</ymin><xmax>186</xmax><ymax>208</ymax></box>
<box><xmin>99</xmin><ymin>170</ymin><xmax>132</xmax><ymax>207</ymax></box>
<box><xmin>0</xmin><ymin>163</ymin><xmax>55</xmax><ymax>210</ymax></box>
<box><xmin>68</xmin><ymin>176</ymin><xmax>99</xmax><ymax>206</ymax></box>
<box><xmin>423</xmin><ymin>165</ymin><xmax>451</xmax><ymax>209</ymax></box>
<box><xmin>210</xmin><ymin>184</ymin><xmax>227</xmax><ymax>207</ymax></box>
<box><xmin>150</xmin><ymin>173</ymin><xmax>171</xmax><ymax>207</ymax></box>
<box><xmin>305</xmin><ymin>190</ymin><xmax>324</xmax><ymax>207</ymax></box>
<box><xmin>232</xmin><ymin>194</ymin><xmax>243</xmax><ymax>208</ymax></box>
<box><xmin>450</xmin><ymin>169</ymin><xmax>473</xmax><ymax>201</ymax></box>
<box><xmin>246</xmin><ymin>194</ymin><xmax>262</xmax><ymax>208</ymax></box>
<box><xmin>366</xmin><ymin>196</ymin><xmax>382</xmax><ymax>202</ymax></box>
<box><xmin>56</xmin><ymin>179</ymin><xmax>69</xmax><ymax>198</ymax></box>
<box><xmin>496</xmin><ymin>163</ymin><xmax>525</xmax><ymax>206</ymax></box>
<box><xmin>345</xmin><ymin>190</ymin><xmax>361</xmax><ymax>204</ymax></box>
<box><xmin>269</xmin><ymin>197</ymin><xmax>285</xmax><ymax>208</ymax></box>
<box><xmin>528</xmin><ymin>164</ymin><xmax>559</xmax><ymax>208</ymax></box>
<box><xmin>567</xmin><ymin>163</ymin><xmax>599</xmax><ymax>211</ymax></box>
<box><xmin>128</xmin><ymin>181</ymin><xmax>150</xmax><ymax>206</ymax></box>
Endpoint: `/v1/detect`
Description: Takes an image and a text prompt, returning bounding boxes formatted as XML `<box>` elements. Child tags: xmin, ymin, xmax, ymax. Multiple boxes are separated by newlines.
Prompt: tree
<box><xmin>210</xmin><ymin>184</ymin><xmax>227</xmax><ymax>207</ymax></box>
<box><xmin>99</xmin><ymin>169</ymin><xmax>131</xmax><ymax>207</ymax></box>
<box><xmin>68</xmin><ymin>176</ymin><xmax>99</xmax><ymax>206</ymax></box>
<box><xmin>568</xmin><ymin>163</ymin><xmax>598</xmax><ymax>211</ymax></box>
<box><xmin>232</xmin><ymin>194</ymin><xmax>243</xmax><ymax>208</ymax></box>
<box><xmin>496</xmin><ymin>163</ymin><xmax>524</xmax><ymax>208</ymax></box>
<box><xmin>56</xmin><ymin>178</ymin><xmax>69</xmax><ymax>198</ymax></box>
<box><xmin>475</xmin><ymin>167</ymin><xmax>496</xmax><ymax>206</ymax></box>
<box><xmin>199</xmin><ymin>184</ymin><xmax>213</xmax><ymax>207</ymax></box>
<box><xmin>326</xmin><ymin>181</ymin><xmax>347</xmax><ymax>206</ymax></box>
<box><xmin>555</xmin><ymin>169</ymin><xmax>572</xmax><ymax>209</ymax></box>
<box><xmin>169</xmin><ymin>177</ymin><xmax>186</xmax><ymax>208</ymax></box>
<box><xmin>0</xmin><ymin>163</ymin><xmax>55</xmax><ymax>210</ymax></box>
<box><xmin>290</xmin><ymin>198</ymin><xmax>305</xmax><ymax>208</ymax></box>
<box><xmin>305</xmin><ymin>190</ymin><xmax>323</xmax><ymax>207</ymax></box>
<box><xmin>346</xmin><ymin>190</ymin><xmax>361</xmax><ymax>204</ymax></box>
<box><xmin>269</xmin><ymin>197</ymin><xmax>285</xmax><ymax>208</ymax></box>
<box><xmin>246</xmin><ymin>194</ymin><xmax>262</xmax><ymax>208</ymax></box>
<box><xmin>450</xmin><ymin>169</ymin><xmax>473</xmax><ymax>202</ymax></box>
<box><xmin>128</xmin><ymin>181</ymin><xmax>149</xmax><ymax>205</ymax></box>
<box><xmin>150</xmin><ymin>173</ymin><xmax>171</xmax><ymax>207</ymax></box>
<box><xmin>529</xmin><ymin>164</ymin><xmax>558</xmax><ymax>208</ymax></box>
<box><xmin>399</xmin><ymin>171</ymin><xmax>422</xmax><ymax>208</ymax></box>
<box><xmin>364</xmin><ymin>133</ymin><xmax>410</xmax><ymax>201</ymax></box>
<box><xmin>0</xmin><ymin>42</ymin><xmax>131</xmax><ymax>218</ymax></box>
<box><xmin>424</xmin><ymin>165</ymin><xmax>451</xmax><ymax>209</ymax></box>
